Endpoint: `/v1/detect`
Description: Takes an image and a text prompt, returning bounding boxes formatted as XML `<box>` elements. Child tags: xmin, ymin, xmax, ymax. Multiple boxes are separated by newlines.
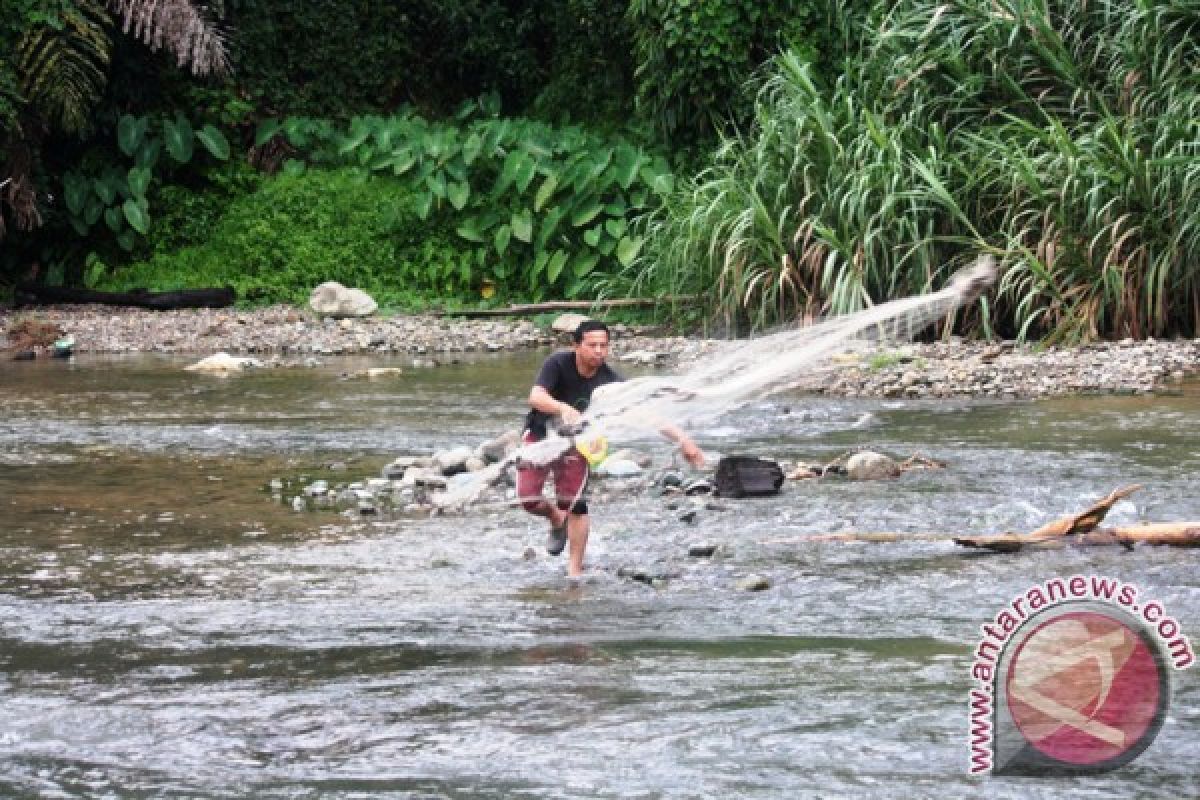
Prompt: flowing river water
<box><xmin>1</xmin><ymin>352</ymin><xmax>1198</xmax><ymax>798</ymax></box>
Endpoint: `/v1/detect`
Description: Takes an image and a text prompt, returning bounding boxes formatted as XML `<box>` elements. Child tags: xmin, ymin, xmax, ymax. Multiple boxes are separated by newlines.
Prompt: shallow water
<box><xmin>1</xmin><ymin>353</ymin><xmax>1197</xmax><ymax>798</ymax></box>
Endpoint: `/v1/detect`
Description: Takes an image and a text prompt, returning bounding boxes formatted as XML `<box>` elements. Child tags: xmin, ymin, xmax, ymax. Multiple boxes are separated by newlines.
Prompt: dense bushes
<box><xmin>628</xmin><ymin>0</ymin><xmax>1200</xmax><ymax>341</ymax></box>
<box><xmin>95</xmin><ymin>168</ymin><xmax>462</xmax><ymax>308</ymax></box>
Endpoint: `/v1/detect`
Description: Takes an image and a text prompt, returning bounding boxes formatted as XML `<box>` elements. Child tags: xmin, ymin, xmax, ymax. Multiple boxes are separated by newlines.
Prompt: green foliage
<box><xmin>268</xmin><ymin>104</ymin><xmax>677</xmax><ymax>302</ymax></box>
<box><xmin>626</xmin><ymin>0</ymin><xmax>826</xmax><ymax>145</ymax></box>
<box><xmin>62</xmin><ymin>112</ymin><xmax>233</xmax><ymax>255</ymax></box>
<box><xmin>629</xmin><ymin>0</ymin><xmax>1200</xmax><ymax>341</ymax></box>
<box><xmin>95</xmin><ymin>168</ymin><xmax>465</xmax><ymax>308</ymax></box>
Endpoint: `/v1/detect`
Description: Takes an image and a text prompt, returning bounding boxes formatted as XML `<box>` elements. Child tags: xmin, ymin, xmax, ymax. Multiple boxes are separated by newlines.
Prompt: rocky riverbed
<box><xmin>2</xmin><ymin>304</ymin><xmax>1198</xmax><ymax>397</ymax></box>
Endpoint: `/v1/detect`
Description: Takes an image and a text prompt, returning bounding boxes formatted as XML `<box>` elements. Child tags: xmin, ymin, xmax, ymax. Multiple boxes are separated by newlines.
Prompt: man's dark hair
<box><xmin>573</xmin><ymin>319</ymin><xmax>610</xmax><ymax>343</ymax></box>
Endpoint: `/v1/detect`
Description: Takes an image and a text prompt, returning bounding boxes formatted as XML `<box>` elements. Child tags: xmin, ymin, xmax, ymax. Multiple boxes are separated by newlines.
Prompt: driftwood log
<box><xmin>14</xmin><ymin>284</ymin><xmax>236</xmax><ymax>310</ymax></box>
<box><xmin>761</xmin><ymin>485</ymin><xmax>1200</xmax><ymax>551</ymax></box>
<box><xmin>437</xmin><ymin>296</ymin><xmax>695</xmax><ymax>318</ymax></box>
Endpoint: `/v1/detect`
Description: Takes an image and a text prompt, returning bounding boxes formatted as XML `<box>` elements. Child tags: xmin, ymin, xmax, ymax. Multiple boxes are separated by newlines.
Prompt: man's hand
<box><xmin>558</xmin><ymin>404</ymin><xmax>583</xmax><ymax>426</ymax></box>
<box><xmin>680</xmin><ymin>439</ymin><xmax>705</xmax><ymax>468</ymax></box>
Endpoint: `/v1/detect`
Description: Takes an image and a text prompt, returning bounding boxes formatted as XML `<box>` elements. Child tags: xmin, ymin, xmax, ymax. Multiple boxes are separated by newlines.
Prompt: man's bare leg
<box><xmin>567</xmin><ymin>512</ymin><xmax>589</xmax><ymax>577</ymax></box>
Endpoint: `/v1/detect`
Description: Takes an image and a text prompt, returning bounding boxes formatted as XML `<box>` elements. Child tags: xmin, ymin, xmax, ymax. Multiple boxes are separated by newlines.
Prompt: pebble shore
<box><xmin>3</xmin><ymin>305</ymin><xmax>1198</xmax><ymax>397</ymax></box>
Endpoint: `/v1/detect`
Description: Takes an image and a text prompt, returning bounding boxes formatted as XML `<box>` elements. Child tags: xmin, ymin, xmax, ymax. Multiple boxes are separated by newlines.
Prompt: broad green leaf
<box><xmin>83</xmin><ymin>196</ymin><xmax>103</xmax><ymax>226</ymax></box>
<box><xmin>611</xmin><ymin>145</ymin><xmax>642</xmax><ymax>189</ymax></box>
<box><xmin>164</xmin><ymin>116</ymin><xmax>194</xmax><ymax>163</ymax></box>
<box><xmin>122</xmin><ymin>199</ymin><xmax>149</xmax><ymax>234</ymax></box>
<box><xmin>283</xmin><ymin>118</ymin><xmax>310</xmax><ymax>148</ymax></box>
<box><xmin>605</xmin><ymin>195</ymin><xmax>628</xmax><ymax>216</ymax></box>
<box><xmin>494</xmin><ymin>224</ymin><xmax>511</xmax><ymax>256</ymax></box>
<box><xmin>572</xmin><ymin>252</ymin><xmax>600</xmax><ymax>277</ymax></box>
<box><xmin>582</xmin><ymin>226</ymin><xmax>602</xmax><ymax>248</ymax></box>
<box><xmin>63</xmin><ymin>173</ymin><xmax>87</xmax><ymax>215</ymax></box>
<box><xmin>494</xmin><ymin>150</ymin><xmax>522</xmax><ymax>196</ymax></box>
<box><xmin>254</xmin><ymin>119</ymin><xmax>283</xmax><ymax>147</ymax></box>
<box><xmin>104</xmin><ymin>206</ymin><xmax>123</xmax><ymax>232</ymax></box>
<box><xmin>117</xmin><ymin>230</ymin><xmax>137</xmax><ymax>251</ymax></box>
<box><xmin>511</xmin><ymin>209</ymin><xmax>533</xmax><ymax>243</ymax></box>
<box><xmin>90</xmin><ymin>177</ymin><xmax>113</xmax><ymax>209</ymax></box>
<box><xmin>537</xmin><ymin>207</ymin><xmax>564</xmax><ymax>251</ymax></box>
<box><xmin>390</xmin><ymin>151</ymin><xmax>416</xmax><ymax>175</ymax></box>
<box><xmin>426</xmin><ymin>171</ymin><xmax>447</xmax><ymax>198</ymax></box>
<box><xmin>462</xmin><ymin>133</ymin><xmax>483</xmax><ymax>165</ymax></box>
<box><xmin>367</xmin><ymin>152</ymin><xmax>393</xmax><ymax>171</ymax></box>
<box><xmin>604</xmin><ymin>217</ymin><xmax>627</xmax><ymax>239</ymax></box>
<box><xmin>282</xmin><ymin>159</ymin><xmax>307</xmax><ymax>176</ymax></box>
<box><xmin>69</xmin><ymin>216</ymin><xmax>90</xmax><ymax>236</ymax></box>
<box><xmin>447</xmin><ymin>181</ymin><xmax>470</xmax><ymax>211</ymax></box>
<box><xmin>337</xmin><ymin>128</ymin><xmax>371</xmax><ymax>156</ymax></box>
<box><xmin>117</xmin><ymin>114</ymin><xmax>145</xmax><ymax>157</ymax></box>
<box><xmin>196</xmin><ymin>125</ymin><xmax>230</xmax><ymax>160</ymax></box>
<box><xmin>534</xmin><ymin>174</ymin><xmax>558</xmax><ymax>211</ymax></box>
<box><xmin>514</xmin><ymin>155</ymin><xmax>537</xmax><ymax>193</ymax></box>
<box><xmin>134</xmin><ymin>138</ymin><xmax>161</xmax><ymax>169</ymax></box>
<box><xmin>546</xmin><ymin>250</ymin><xmax>568</xmax><ymax>283</ymax></box>
<box><xmin>531</xmin><ymin>250</ymin><xmax>549</xmax><ymax>279</ymax></box>
<box><xmin>571</xmin><ymin>202</ymin><xmax>603</xmax><ymax>227</ymax></box>
<box><xmin>415</xmin><ymin>192</ymin><xmax>434</xmax><ymax>220</ymax></box>
<box><xmin>456</xmin><ymin>219</ymin><xmax>486</xmax><ymax>243</ymax></box>
<box><xmin>126</xmin><ymin>166</ymin><xmax>152</xmax><ymax>198</ymax></box>
<box><xmin>616</xmin><ymin>235</ymin><xmax>644</xmax><ymax>267</ymax></box>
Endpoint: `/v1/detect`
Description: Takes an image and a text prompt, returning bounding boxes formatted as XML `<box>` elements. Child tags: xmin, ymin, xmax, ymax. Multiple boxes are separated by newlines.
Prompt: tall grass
<box><xmin>628</xmin><ymin>0</ymin><xmax>1200</xmax><ymax>340</ymax></box>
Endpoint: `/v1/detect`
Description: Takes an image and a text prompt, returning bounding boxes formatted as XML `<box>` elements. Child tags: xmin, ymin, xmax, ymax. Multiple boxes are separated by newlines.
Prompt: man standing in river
<box><xmin>518</xmin><ymin>319</ymin><xmax>704</xmax><ymax>578</ymax></box>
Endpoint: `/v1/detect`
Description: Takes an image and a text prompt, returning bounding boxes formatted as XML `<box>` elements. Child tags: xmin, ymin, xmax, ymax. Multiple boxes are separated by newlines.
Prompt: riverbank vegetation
<box><xmin>2</xmin><ymin>0</ymin><xmax>1197</xmax><ymax>340</ymax></box>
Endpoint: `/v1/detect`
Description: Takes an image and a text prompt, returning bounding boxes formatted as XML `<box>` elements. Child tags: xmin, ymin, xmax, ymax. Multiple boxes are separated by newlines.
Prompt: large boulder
<box><xmin>309</xmin><ymin>281</ymin><xmax>378</xmax><ymax>318</ymax></box>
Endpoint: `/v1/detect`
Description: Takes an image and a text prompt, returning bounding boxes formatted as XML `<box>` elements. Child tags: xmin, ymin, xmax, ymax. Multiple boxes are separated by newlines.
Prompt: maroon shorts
<box><xmin>516</xmin><ymin>431</ymin><xmax>590</xmax><ymax>514</ymax></box>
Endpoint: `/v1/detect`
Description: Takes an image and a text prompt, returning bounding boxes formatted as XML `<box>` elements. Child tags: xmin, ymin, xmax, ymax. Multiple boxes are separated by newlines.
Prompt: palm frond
<box><xmin>108</xmin><ymin>0</ymin><xmax>230</xmax><ymax>77</ymax></box>
<box><xmin>17</xmin><ymin>2</ymin><xmax>112</xmax><ymax>135</ymax></box>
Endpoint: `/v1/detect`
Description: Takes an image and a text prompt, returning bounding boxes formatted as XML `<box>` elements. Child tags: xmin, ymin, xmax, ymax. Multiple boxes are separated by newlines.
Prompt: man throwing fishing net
<box><xmin>519</xmin><ymin>319</ymin><xmax>704</xmax><ymax>577</ymax></box>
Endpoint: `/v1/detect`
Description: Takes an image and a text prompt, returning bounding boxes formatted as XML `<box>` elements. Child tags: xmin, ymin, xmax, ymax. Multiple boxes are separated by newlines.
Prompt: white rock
<box><xmin>594</xmin><ymin>458</ymin><xmax>643</xmax><ymax>477</ymax></box>
<box><xmin>184</xmin><ymin>352</ymin><xmax>264</xmax><ymax>372</ymax></box>
<box><xmin>551</xmin><ymin>312</ymin><xmax>590</xmax><ymax>334</ymax></box>
<box><xmin>309</xmin><ymin>281</ymin><xmax>378</xmax><ymax>317</ymax></box>
<box><xmin>846</xmin><ymin>450</ymin><xmax>900</xmax><ymax>480</ymax></box>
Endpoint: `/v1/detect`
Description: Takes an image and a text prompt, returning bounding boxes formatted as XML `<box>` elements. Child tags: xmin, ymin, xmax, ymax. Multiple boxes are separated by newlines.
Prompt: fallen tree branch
<box><xmin>759</xmin><ymin>485</ymin><xmax>1200</xmax><ymax>551</ymax></box>
<box><xmin>436</xmin><ymin>296</ymin><xmax>696</xmax><ymax>318</ymax></box>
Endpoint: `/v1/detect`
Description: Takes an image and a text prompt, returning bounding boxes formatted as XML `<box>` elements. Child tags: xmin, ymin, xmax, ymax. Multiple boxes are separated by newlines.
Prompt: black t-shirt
<box><xmin>523</xmin><ymin>350</ymin><xmax>622</xmax><ymax>438</ymax></box>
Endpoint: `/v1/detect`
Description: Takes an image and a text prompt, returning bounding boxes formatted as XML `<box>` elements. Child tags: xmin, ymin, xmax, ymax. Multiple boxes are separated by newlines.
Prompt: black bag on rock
<box><xmin>714</xmin><ymin>456</ymin><xmax>785</xmax><ymax>497</ymax></box>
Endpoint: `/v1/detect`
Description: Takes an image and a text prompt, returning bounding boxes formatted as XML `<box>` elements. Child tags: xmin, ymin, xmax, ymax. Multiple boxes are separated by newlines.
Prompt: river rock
<box><xmin>433</xmin><ymin>446</ymin><xmax>473</xmax><ymax>475</ymax></box>
<box><xmin>595</xmin><ymin>458</ymin><xmax>643</xmax><ymax>477</ymax></box>
<box><xmin>551</xmin><ymin>313</ymin><xmax>590</xmax><ymax>334</ymax></box>
<box><xmin>308</xmin><ymin>281</ymin><xmax>378</xmax><ymax>318</ymax></box>
<box><xmin>736</xmin><ymin>574</ymin><xmax>771</xmax><ymax>591</ymax></box>
<box><xmin>477</xmin><ymin>430</ymin><xmax>520</xmax><ymax>463</ymax></box>
<box><xmin>184</xmin><ymin>352</ymin><xmax>265</xmax><ymax>372</ymax></box>
<box><xmin>845</xmin><ymin>450</ymin><xmax>900</xmax><ymax>480</ymax></box>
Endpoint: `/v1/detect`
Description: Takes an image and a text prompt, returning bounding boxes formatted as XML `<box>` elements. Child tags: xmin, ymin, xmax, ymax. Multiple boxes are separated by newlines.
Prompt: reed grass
<box><xmin>628</xmin><ymin>0</ymin><xmax>1200</xmax><ymax>340</ymax></box>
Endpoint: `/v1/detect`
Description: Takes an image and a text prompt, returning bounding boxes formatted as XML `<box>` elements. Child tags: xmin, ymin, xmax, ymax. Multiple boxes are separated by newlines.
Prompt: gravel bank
<box><xmin>3</xmin><ymin>305</ymin><xmax>1197</xmax><ymax>397</ymax></box>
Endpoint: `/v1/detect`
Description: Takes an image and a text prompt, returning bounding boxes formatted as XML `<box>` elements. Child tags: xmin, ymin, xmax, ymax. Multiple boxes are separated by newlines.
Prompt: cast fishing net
<box><xmin>435</xmin><ymin>255</ymin><xmax>997</xmax><ymax>508</ymax></box>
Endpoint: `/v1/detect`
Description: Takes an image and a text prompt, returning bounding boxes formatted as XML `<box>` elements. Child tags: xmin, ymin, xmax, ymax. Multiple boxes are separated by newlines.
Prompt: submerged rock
<box><xmin>184</xmin><ymin>352</ymin><xmax>265</xmax><ymax>372</ymax></box>
<box><xmin>735</xmin><ymin>574</ymin><xmax>771</xmax><ymax>592</ymax></box>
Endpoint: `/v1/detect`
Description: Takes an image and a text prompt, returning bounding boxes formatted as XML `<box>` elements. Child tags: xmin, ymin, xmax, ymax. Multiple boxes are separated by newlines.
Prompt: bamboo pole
<box><xmin>436</xmin><ymin>296</ymin><xmax>696</xmax><ymax>318</ymax></box>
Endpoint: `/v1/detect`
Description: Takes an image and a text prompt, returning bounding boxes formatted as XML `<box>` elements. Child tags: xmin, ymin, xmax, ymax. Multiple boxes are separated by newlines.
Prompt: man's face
<box><xmin>575</xmin><ymin>330</ymin><xmax>610</xmax><ymax>371</ymax></box>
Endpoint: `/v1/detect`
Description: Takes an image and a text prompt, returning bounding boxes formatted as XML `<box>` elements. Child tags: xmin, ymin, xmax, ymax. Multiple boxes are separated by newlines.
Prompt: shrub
<box><xmin>96</xmin><ymin>167</ymin><xmax>467</xmax><ymax>308</ymax></box>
